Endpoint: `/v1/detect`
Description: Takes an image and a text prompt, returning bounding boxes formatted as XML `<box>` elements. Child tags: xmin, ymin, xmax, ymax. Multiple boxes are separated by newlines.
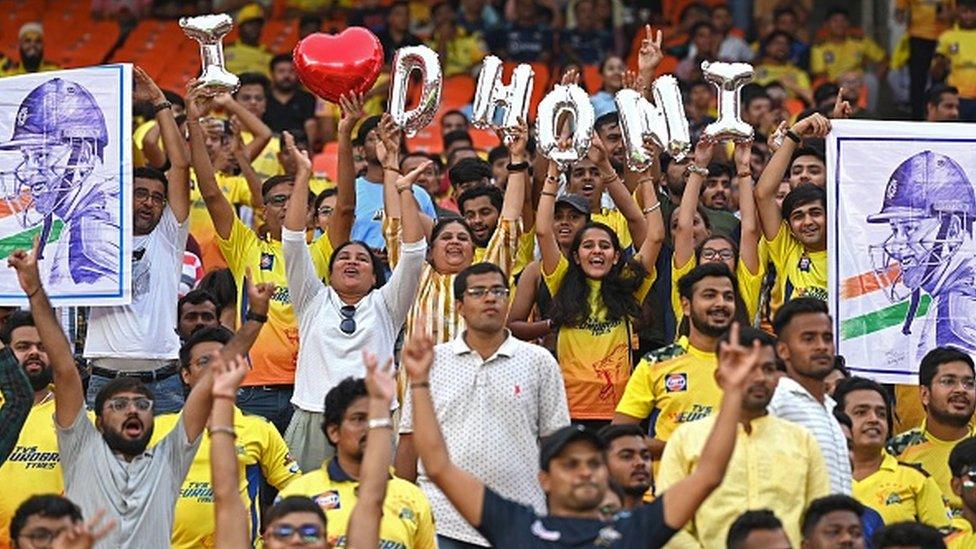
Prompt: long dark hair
<box><xmin>549</xmin><ymin>222</ymin><xmax>648</xmax><ymax>328</ymax></box>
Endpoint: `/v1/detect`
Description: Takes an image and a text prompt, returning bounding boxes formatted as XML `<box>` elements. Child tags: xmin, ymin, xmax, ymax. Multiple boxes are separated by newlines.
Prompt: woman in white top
<box><xmin>280</xmin><ymin>128</ymin><xmax>430</xmax><ymax>471</ymax></box>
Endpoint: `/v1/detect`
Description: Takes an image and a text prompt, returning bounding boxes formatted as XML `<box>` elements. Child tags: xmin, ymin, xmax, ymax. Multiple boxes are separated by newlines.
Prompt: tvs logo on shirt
<box><xmin>665</xmin><ymin>373</ymin><xmax>688</xmax><ymax>392</ymax></box>
<box><xmin>315</xmin><ymin>491</ymin><xmax>341</xmax><ymax>510</ymax></box>
<box><xmin>260</xmin><ymin>253</ymin><xmax>275</xmax><ymax>270</ymax></box>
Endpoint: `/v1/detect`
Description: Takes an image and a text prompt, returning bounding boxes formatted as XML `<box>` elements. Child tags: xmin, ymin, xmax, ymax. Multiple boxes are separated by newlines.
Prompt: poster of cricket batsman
<box><xmin>0</xmin><ymin>64</ymin><xmax>132</xmax><ymax>305</ymax></box>
<box><xmin>828</xmin><ymin>119</ymin><xmax>976</xmax><ymax>384</ymax></box>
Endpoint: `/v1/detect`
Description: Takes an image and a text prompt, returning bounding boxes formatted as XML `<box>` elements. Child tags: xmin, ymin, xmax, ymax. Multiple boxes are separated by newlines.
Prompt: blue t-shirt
<box><xmin>351</xmin><ymin>176</ymin><xmax>437</xmax><ymax>250</ymax></box>
<box><xmin>561</xmin><ymin>29</ymin><xmax>614</xmax><ymax>65</ymax></box>
<box><xmin>490</xmin><ymin>23</ymin><xmax>553</xmax><ymax>63</ymax></box>
<box><xmin>478</xmin><ymin>488</ymin><xmax>678</xmax><ymax>547</ymax></box>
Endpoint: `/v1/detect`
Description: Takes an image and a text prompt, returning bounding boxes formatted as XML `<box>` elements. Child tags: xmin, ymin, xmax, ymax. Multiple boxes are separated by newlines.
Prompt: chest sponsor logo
<box><xmin>673</xmin><ymin>404</ymin><xmax>714</xmax><ymax>424</ymax></box>
<box><xmin>951</xmin><ymin>42</ymin><xmax>960</xmax><ymax>54</ymax></box>
<box><xmin>6</xmin><ymin>445</ymin><xmax>59</xmax><ymax>469</ymax></box>
<box><xmin>594</xmin><ymin>525</ymin><xmax>622</xmax><ymax>546</ymax></box>
<box><xmin>665</xmin><ymin>373</ymin><xmax>688</xmax><ymax>393</ymax></box>
<box><xmin>824</xmin><ymin>51</ymin><xmax>835</xmax><ymax>64</ymax></box>
<box><xmin>260</xmin><ymin>252</ymin><xmax>275</xmax><ymax>270</ymax></box>
<box><xmin>315</xmin><ymin>490</ymin><xmax>341</xmax><ymax>510</ymax></box>
<box><xmin>885</xmin><ymin>492</ymin><xmax>903</xmax><ymax>505</ymax></box>
<box><xmin>181</xmin><ymin>481</ymin><xmax>214</xmax><ymax>503</ymax></box>
<box><xmin>530</xmin><ymin>519</ymin><xmax>561</xmax><ymax>541</ymax></box>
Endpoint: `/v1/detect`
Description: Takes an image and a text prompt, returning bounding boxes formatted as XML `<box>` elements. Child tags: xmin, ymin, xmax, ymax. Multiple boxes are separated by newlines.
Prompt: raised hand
<box><xmin>211</xmin><ymin>353</ymin><xmax>249</xmax><ymax>399</ymax></box>
<box><xmin>396</xmin><ymin>159</ymin><xmax>433</xmax><ymax>189</ymax></box>
<box><xmin>132</xmin><ymin>66</ymin><xmax>165</xmax><ymax>105</ymax></box>
<box><xmin>732</xmin><ymin>139</ymin><xmax>753</xmax><ymax>172</ymax></box>
<box><xmin>282</xmin><ymin>131</ymin><xmax>312</xmax><ymax>176</ymax></box>
<box><xmin>185</xmin><ymin>83</ymin><xmax>213</xmax><ymax>121</ymax></box>
<box><xmin>832</xmin><ymin>87</ymin><xmax>853</xmax><ymax>120</ymax></box>
<box><xmin>791</xmin><ymin>112</ymin><xmax>831</xmax><ymax>139</ymax></box>
<box><xmin>401</xmin><ymin>327</ymin><xmax>435</xmax><ymax>382</ymax></box>
<box><xmin>637</xmin><ymin>25</ymin><xmax>664</xmax><ymax>77</ymax></box>
<box><xmin>560</xmin><ymin>67</ymin><xmax>580</xmax><ymax>87</ymax></box>
<box><xmin>767</xmin><ymin>120</ymin><xmax>788</xmax><ymax>153</ymax></box>
<box><xmin>244</xmin><ymin>266</ymin><xmax>275</xmax><ymax>317</ymax></box>
<box><xmin>692</xmin><ymin>135</ymin><xmax>716</xmax><ymax>168</ymax></box>
<box><xmin>363</xmin><ymin>350</ymin><xmax>396</xmax><ymax>403</ymax></box>
<box><xmin>377</xmin><ymin>113</ymin><xmax>402</xmax><ymax>170</ymax></box>
<box><xmin>7</xmin><ymin>235</ymin><xmax>42</xmax><ymax>296</ymax></box>
<box><xmin>715</xmin><ymin>322</ymin><xmax>763</xmax><ymax>394</ymax></box>
<box><xmin>52</xmin><ymin>509</ymin><xmax>116</xmax><ymax>549</ymax></box>
<box><xmin>213</xmin><ymin>92</ymin><xmax>235</xmax><ymax>110</ymax></box>
<box><xmin>337</xmin><ymin>92</ymin><xmax>366</xmax><ymax>136</ymax></box>
<box><xmin>504</xmin><ymin>117</ymin><xmax>529</xmax><ymax>160</ymax></box>
<box><xmin>587</xmin><ymin>133</ymin><xmax>613</xmax><ymax>172</ymax></box>
<box><xmin>621</xmin><ymin>70</ymin><xmax>646</xmax><ymax>92</ymax></box>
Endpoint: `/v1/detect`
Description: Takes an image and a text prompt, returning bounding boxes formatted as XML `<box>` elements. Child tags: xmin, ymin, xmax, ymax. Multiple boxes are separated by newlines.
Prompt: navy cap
<box><xmin>539</xmin><ymin>425</ymin><xmax>605</xmax><ymax>471</ymax></box>
<box><xmin>555</xmin><ymin>193</ymin><xmax>591</xmax><ymax>215</ymax></box>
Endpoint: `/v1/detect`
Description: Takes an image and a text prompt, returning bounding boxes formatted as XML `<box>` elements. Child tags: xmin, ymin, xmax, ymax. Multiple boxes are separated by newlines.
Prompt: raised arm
<box><xmin>331</xmin><ymin>93</ymin><xmax>365</xmax><ymax>248</ymax></box>
<box><xmin>346</xmin><ymin>352</ymin><xmax>396</xmax><ymax>549</ymax></box>
<box><xmin>209</xmin><ymin>353</ymin><xmax>251</xmax><ymax>549</ymax></box>
<box><xmin>637</xmin><ymin>26</ymin><xmax>664</xmax><ymax>99</ymax></box>
<box><xmin>214</xmin><ymin>92</ymin><xmax>272</xmax><ymax>162</ymax></box>
<box><xmin>0</xmin><ymin>347</ymin><xmax>31</xmax><ymax>466</ymax></box>
<box><xmin>507</xmin><ymin>262</ymin><xmax>552</xmax><ymax>341</ymax></box>
<box><xmin>674</xmin><ymin>137</ymin><xmax>715</xmax><ymax>267</ymax></box>
<box><xmin>229</xmin><ymin>122</ymin><xmax>265</xmax><ymax>210</ymax></box>
<box><xmin>593</xmin><ymin>132</ymin><xmax>647</xmax><ymax>247</ymax></box>
<box><xmin>536</xmin><ymin>159</ymin><xmax>563</xmax><ymax>275</ymax></box>
<box><xmin>221</xmin><ymin>267</ymin><xmax>272</xmax><ymax>359</ymax></box>
<box><xmin>282</xmin><ymin>131</ymin><xmax>312</xmax><ymax>233</ymax></box>
<box><xmin>186</xmin><ymin>91</ymin><xmax>236</xmax><ymax>240</ymax></box>
<box><xmin>733</xmin><ymin>141</ymin><xmax>760</xmax><ymax>274</ymax></box>
<box><xmin>403</xmin><ymin>328</ymin><xmax>486</xmax><ymax>527</ymax></box>
<box><xmin>636</xmin><ymin>174</ymin><xmax>664</xmax><ymax>273</ymax></box>
<box><xmin>500</xmin><ymin>121</ymin><xmax>529</xmax><ymax>222</ymax></box>
<box><xmin>661</xmin><ymin>323</ymin><xmax>758</xmax><ymax>529</ymax></box>
<box><xmin>134</xmin><ymin>67</ymin><xmax>190</xmax><ymax>222</ymax></box>
<box><xmin>8</xmin><ymin>238</ymin><xmax>82</xmax><ymax>428</ymax></box>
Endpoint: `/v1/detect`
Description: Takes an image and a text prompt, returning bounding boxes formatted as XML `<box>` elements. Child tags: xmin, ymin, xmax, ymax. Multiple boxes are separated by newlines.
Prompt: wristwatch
<box><xmin>245</xmin><ymin>310</ymin><xmax>268</xmax><ymax>323</ymax></box>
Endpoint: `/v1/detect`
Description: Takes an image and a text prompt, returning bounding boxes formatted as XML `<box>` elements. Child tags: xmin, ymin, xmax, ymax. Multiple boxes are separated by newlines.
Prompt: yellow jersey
<box><xmin>241</xmin><ymin>131</ymin><xmax>284</xmax><ymax>181</ymax></box>
<box><xmin>225</xmin><ymin>42</ymin><xmax>273</xmax><ymax>77</ymax></box>
<box><xmin>937</xmin><ymin>26</ymin><xmax>976</xmax><ymax>98</ymax></box>
<box><xmin>888</xmin><ymin>422</ymin><xmax>976</xmax><ymax>518</ymax></box>
<box><xmin>853</xmin><ymin>452</ymin><xmax>952</xmax><ymax>529</ymax></box>
<box><xmin>277</xmin><ymin>459</ymin><xmax>436</xmax><ymax>549</ymax></box>
<box><xmin>764</xmin><ymin>221</ymin><xmax>827</xmax><ymax>304</ymax></box>
<box><xmin>593</xmin><ymin>208</ymin><xmax>632</xmax><ymax>249</ymax></box>
<box><xmin>897</xmin><ymin>0</ymin><xmax>954</xmax><ymax>40</ymax></box>
<box><xmin>544</xmin><ymin>255</ymin><xmax>656</xmax><ymax>420</ymax></box>
<box><xmin>217</xmin><ymin>217</ymin><xmax>333</xmax><ymax>386</ymax></box>
<box><xmin>190</xmin><ymin>172</ymin><xmax>253</xmax><ymax>272</ymax></box>
<box><xmin>946</xmin><ymin>522</ymin><xmax>976</xmax><ymax>549</ymax></box>
<box><xmin>616</xmin><ymin>339</ymin><xmax>722</xmax><ymax>443</ymax></box>
<box><xmin>132</xmin><ymin>120</ymin><xmax>157</xmax><ymax>169</ymax></box>
<box><xmin>0</xmin><ymin>58</ymin><xmax>59</xmax><ymax>77</ymax></box>
<box><xmin>754</xmin><ymin>63</ymin><xmax>811</xmax><ymax>99</ymax></box>
<box><xmin>811</xmin><ymin>37</ymin><xmax>887</xmax><ymax>79</ymax></box>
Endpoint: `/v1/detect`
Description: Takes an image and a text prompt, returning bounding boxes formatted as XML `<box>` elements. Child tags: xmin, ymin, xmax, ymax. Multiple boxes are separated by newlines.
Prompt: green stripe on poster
<box><xmin>0</xmin><ymin>221</ymin><xmax>65</xmax><ymax>260</ymax></box>
<box><xmin>840</xmin><ymin>295</ymin><xmax>932</xmax><ymax>340</ymax></box>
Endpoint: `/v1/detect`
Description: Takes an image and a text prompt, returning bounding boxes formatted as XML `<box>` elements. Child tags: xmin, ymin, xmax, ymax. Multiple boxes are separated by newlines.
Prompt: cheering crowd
<box><xmin>0</xmin><ymin>0</ymin><xmax>976</xmax><ymax>548</ymax></box>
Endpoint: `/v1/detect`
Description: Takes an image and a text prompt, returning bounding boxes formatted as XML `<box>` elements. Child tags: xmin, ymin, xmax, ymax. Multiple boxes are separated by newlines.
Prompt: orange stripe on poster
<box><xmin>840</xmin><ymin>264</ymin><xmax>901</xmax><ymax>300</ymax></box>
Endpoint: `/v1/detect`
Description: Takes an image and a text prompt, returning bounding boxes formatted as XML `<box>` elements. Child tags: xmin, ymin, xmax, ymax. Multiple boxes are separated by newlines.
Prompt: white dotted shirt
<box><xmin>399</xmin><ymin>332</ymin><xmax>571</xmax><ymax>546</ymax></box>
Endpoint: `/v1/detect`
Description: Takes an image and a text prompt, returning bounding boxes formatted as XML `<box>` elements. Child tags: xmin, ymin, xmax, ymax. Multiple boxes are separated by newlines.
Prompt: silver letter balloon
<box><xmin>471</xmin><ymin>55</ymin><xmax>534</xmax><ymax>142</ymax></box>
<box><xmin>535</xmin><ymin>84</ymin><xmax>595</xmax><ymax>170</ymax></box>
<box><xmin>701</xmin><ymin>61</ymin><xmax>754</xmax><ymax>142</ymax></box>
<box><xmin>180</xmin><ymin>14</ymin><xmax>239</xmax><ymax>96</ymax></box>
<box><xmin>615</xmin><ymin>75</ymin><xmax>690</xmax><ymax>171</ymax></box>
<box><xmin>388</xmin><ymin>45</ymin><xmax>442</xmax><ymax>137</ymax></box>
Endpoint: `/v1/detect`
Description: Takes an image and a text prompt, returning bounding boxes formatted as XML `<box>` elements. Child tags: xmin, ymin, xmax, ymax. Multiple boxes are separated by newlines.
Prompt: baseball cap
<box><xmin>18</xmin><ymin>22</ymin><xmax>43</xmax><ymax>40</ymax></box>
<box><xmin>236</xmin><ymin>3</ymin><xmax>265</xmax><ymax>25</ymax></box>
<box><xmin>555</xmin><ymin>194</ymin><xmax>591</xmax><ymax>216</ymax></box>
<box><xmin>539</xmin><ymin>425</ymin><xmax>605</xmax><ymax>471</ymax></box>
<box><xmin>354</xmin><ymin>115</ymin><xmax>381</xmax><ymax>146</ymax></box>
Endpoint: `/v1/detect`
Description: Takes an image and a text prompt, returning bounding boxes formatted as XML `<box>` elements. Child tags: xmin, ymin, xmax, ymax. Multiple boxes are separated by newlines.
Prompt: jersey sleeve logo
<box><xmin>314</xmin><ymin>490</ymin><xmax>341</xmax><ymax>510</ymax></box>
<box><xmin>260</xmin><ymin>252</ymin><xmax>275</xmax><ymax>270</ymax></box>
<box><xmin>665</xmin><ymin>373</ymin><xmax>688</xmax><ymax>393</ymax></box>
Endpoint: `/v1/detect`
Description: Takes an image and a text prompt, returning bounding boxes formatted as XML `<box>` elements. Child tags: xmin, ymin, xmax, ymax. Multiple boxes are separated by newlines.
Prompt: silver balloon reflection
<box><xmin>471</xmin><ymin>55</ymin><xmax>534</xmax><ymax>142</ymax></box>
<box><xmin>614</xmin><ymin>75</ymin><xmax>690</xmax><ymax>171</ymax></box>
<box><xmin>701</xmin><ymin>61</ymin><xmax>755</xmax><ymax>142</ymax></box>
<box><xmin>388</xmin><ymin>46</ymin><xmax>443</xmax><ymax>137</ymax></box>
<box><xmin>180</xmin><ymin>14</ymin><xmax>239</xmax><ymax>96</ymax></box>
<box><xmin>535</xmin><ymin>84</ymin><xmax>595</xmax><ymax>170</ymax></box>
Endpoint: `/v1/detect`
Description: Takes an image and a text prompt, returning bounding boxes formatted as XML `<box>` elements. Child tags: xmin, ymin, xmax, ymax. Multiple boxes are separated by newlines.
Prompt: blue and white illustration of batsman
<box><xmin>0</xmin><ymin>77</ymin><xmax>119</xmax><ymax>286</ymax></box>
<box><xmin>867</xmin><ymin>150</ymin><xmax>976</xmax><ymax>359</ymax></box>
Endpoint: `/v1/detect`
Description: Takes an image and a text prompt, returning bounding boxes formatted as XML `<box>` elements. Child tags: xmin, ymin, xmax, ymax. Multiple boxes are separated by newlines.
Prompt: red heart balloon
<box><xmin>293</xmin><ymin>28</ymin><xmax>384</xmax><ymax>104</ymax></box>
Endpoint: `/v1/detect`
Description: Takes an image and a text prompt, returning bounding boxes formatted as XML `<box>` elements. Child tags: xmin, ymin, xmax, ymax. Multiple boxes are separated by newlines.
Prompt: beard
<box><xmin>689</xmin><ymin>309</ymin><xmax>731</xmax><ymax>338</ymax></box>
<box><xmin>25</xmin><ymin>365</ymin><xmax>53</xmax><ymax>391</ymax></box>
<box><xmin>930</xmin><ymin>403</ymin><xmax>974</xmax><ymax>428</ymax></box>
<box><xmin>102</xmin><ymin>424</ymin><xmax>154</xmax><ymax>456</ymax></box>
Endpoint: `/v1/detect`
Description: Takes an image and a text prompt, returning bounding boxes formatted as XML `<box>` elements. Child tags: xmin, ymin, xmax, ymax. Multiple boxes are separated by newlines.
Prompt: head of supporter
<box><xmin>443</xmin><ymin>130</ymin><xmax>474</xmax><ymax>159</ymax></box>
<box><xmin>741</xmin><ymin>85</ymin><xmax>773</xmax><ymax>132</ymax></box>
<box><xmin>801</xmin><ymin>495</ymin><xmax>866</xmax><ymax>549</ymax></box>
<box><xmin>278</xmin><ymin>129</ymin><xmax>315</xmax><ymax>176</ymax></box>
<box><xmin>596</xmin><ymin>424</ymin><xmax>651</xmax><ymax>510</ymax></box>
<box><xmin>298</xmin><ymin>13</ymin><xmax>323</xmax><ymax>39</ymax></box>
<box><xmin>721</xmin><ymin>325</ymin><xmax>780</xmax><ymax>416</ymax></box>
<box><xmin>688</xmin><ymin>80</ymin><xmax>715</xmax><ymax>122</ymax></box>
<box><xmin>179</xmin><ymin>326</ymin><xmax>232</xmax><ymax>388</ymax></box>
<box><xmin>401</xmin><ymin>152</ymin><xmax>443</xmax><ymax>198</ymax></box>
<box><xmin>703</xmin><ymin>162</ymin><xmax>733</xmax><ymax>211</ymax></box>
<box><xmin>789</xmin><ymin>147</ymin><xmax>826</xmax><ymax>189</ymax></box>
<box><xmin>773</xmin><ymin>297</ymin><xmax>833</xmax><ymax>385</ymax></box>
<box><xmin>237</xmin><ymin>3</ymin><xmax>265</xmax><ymax>47</ymax></box>
<box><xmin>450</xmin><ymin>156</ymin><xmax>492</xmax><ymax>197</ymax></box>
<box><xmin>328</xmin><ymin>239</ymin><xmax>387</xmax><ymax>297</ymax></box>
<box><xmin>695</xmin><ymin>233</ymin><xmax>739</xmax><ymax>276</ymax></box>
<box><xmin>0</xmin><ymin>310</ymin><xmax>50</xmax><ymax>392</ymax></box>
<box><xmin>871</xmin><ymin>522</ymin><xmax>946</xmax><ymax>548</ymax></box>
<box><xmin>676</xmin><ymin>262</ymin><xmax>739</xmax><ymax>340</ymax></box>
<box><xmin>833</xmin><ymin>377</ymin><xmax>894</xmax><ymax>461</ymax></box>
<box><xmin>825</xmin><ymin>355</ymin><xmax>851</xmax><ymax>397</ymax></box>
<box><xmin>781</xmin><ymin>183</ymin><xmax>827</xmax><ymax>251</ymax></box>
<box><xmin>926</xmin><ymin>84</ymin><xmax>961</xmax><ymax>122</ymax></box>
<box><xmin>726</xmin><ymin>509</ymin><xmax>792</xmax><ymax>549</ymax></box>
<box><xmin>453</xmin><ymin>262</ymin><xmax>512</xmax><ymax>328</ymax></box>
<box><xmin>262</xmin><ymin>495</ymin><xmax>328</xmax><ymax>549</ymax></box>
<box><xmin>322</xmin><ymin>377</ymin><xmax>373</xmax><ymax>468</ymax></box>
<box><xmin>565</xmin><ymin>157</ymin><xmax>603</xmax><ymax>208</ymax></box>
<box><xmin>93</xmin><ymin>377</ymin><xmax>157</xmax><ymax>458</ymax></box>
<box><xmin>446</xmin><ymin>146</ymin><xmax>479</xmax><ymax>170</ymax></box>
<box><xmin>594</xmin><ymin>113</ymin><xmax>625</xmax><ymax>173</ymax></box>
<box><xmin>176</xmin><ymin>289</ymin><xmax>221</xmax><ymax>341</ymax></box>
<box><xmin>269</xmin><ymin>54</ymin><xmax>300</xmax><ymax>96</ymax></box>
<box><xmin>234</xmin><ymin>72</ymin><xmax>271</xmax><ymax>119</ymax></box>
<box><xmin>198</xmin><ymin>267</ymin><xmax>237</xmax><ymax>329</ymax></box>
<box><xmin>459</xmin><ymin>186</ymin><xmax>502</xmax><ymax>248</ymax></box>
<box><xmin>314</xmin><ymin>188</ymin><xmax>338</xmax><ymax>233</ymax></box>
<box><xmin>750</xmin><ymin>140</ymin><xmax>769</xmax><ymax>179</ymax></box>
<box><xmin>440</xmin><ymin>110</ymin><xmax>470</xmax><ymax>138</ymax></box>
<box><xmin>689</xmin><ymin>21</ymin><xmax>718</xmax><ymax>60</ymax></box>
<box><xmin>10</xmin><ymin>495</ymin><xmax>83</xmax><ymax>549</ymax></box>
<box><xmin>133</xmin><ymin>166</ymin><xmax>168</xmax><ymax>236</ymax></box>
<box><xmin>598</xmin><ymin>55</ymin><xmax>626</xmax><ymax>97</ymax></box>
<box><xmin>919</xmin><ymin>347</ymin><xmax>976</xmax><ymax>431</ymax></box>
<box><xmin>17</xmin><ymin>23</ymin><xmax>44</xmax><ymax>72</ymax></box>
<box><xmin>537</xmin><ymin>426</ymin><xmax>610</xmax><ymax>516</ymax></box>
<box><xmin>552</xmin><ymin>194</ymin><xmax>591</xmax><ymax>252</ymax></box>
<box><xmin>428</xmin><ymin>217</ymin><xmax>476</xmax><ymax>274</ymax></box>
<box><xmin>772</xmin><ymin>6</ymin><xmax>801</xmax><ymax>39</ymax></box>
<box><xmin>259</xmin><ymin>175</ymin><xmax>299</xmax><ymax>241</ymax></box>
<box><xmin>487</xmin><ymin>146</ymin><xmax>509</xmax><ymax>188</ymax></box>
<box><xmin>669</xmin><ymin>204</ymin><xmax>713</xmax><ymax>249</ymax></box>
<box><xmin>949</xmin><ymin>437</ymin><xmax>976</xmax><ymax>525</ymax></box>
<box><xmin>761</xmin><ymin>30</ymin><xmax>794</xmax><ymax>65</ymax></box>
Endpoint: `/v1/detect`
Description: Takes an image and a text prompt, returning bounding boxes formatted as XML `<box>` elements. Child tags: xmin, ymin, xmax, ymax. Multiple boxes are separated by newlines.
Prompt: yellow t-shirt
<box><xmin>754</xmin><ymin>63</ymin><xmax>812</xmax><ymax>99</ymax></box>
<box><xmin>615</xmin><ymin>339</ymin><xmax>722</xmax><ymax>442</ymax></box>
<box><xmin>152</xmin><ymin>407</ymin><xmax>302</xmax><ymax>549</ymax></box>
<box><xmin>888</xmin><ymin>422</ymin><xmax>976</xmax><ymax>518</ymax></box>
<box><xmin>765</xmin><ymin>222</ymin><xmax>827</xmax><ymax>303</ymax></box>
<box><xmin>669</xmin><ymin>256</ymin><xmax>766</xmax><ymax>335</ymax></box>
<box><xmin>811</xmin><ymin>38</ymin><xmax>887</xmax><ymax>79</ymax></box>
<box><xmin>0</xmin><ymin>59</ymin><xmax>60</xmax><ymax>77</ymax></box>
<box><xmin>544</xmin><ymin>255</ymin><xmax>656</xmax><ymax>420</ymax></box>
<box><xmin>242</xmin><ymin>131</ymin><xmax>284</xmax><ymax>181</ymax></box>
<box><xmin>937</xmin><ymin>26</ymin><xmax>976</xmax><ymax>98</ymax></box>
<box><xmin>593</xmin><ymin>208</ymin><xmax>632</xmax><ymax>249</ymax></box>
<box><xmin>426</xmin><ymin>31</ymin><xmax>486</xmax><ymax>77</ymax></box>
<box><xmin>190</xmin><ymin>172</ymin><xmax>253</xmax><ymax>272</ymax></box>
<box><xmin>853</xmin><ymin>452</ymin><xmax>952</xmax><ymax>529</ymax></box>
<box><xmin>277</xmin><ymin>460</ymin><xmax>436</xmax><ymax>549</ymax></box>
<box><xmin>132</xmin><ymin>119</ymin><xmax>158</xmax><ymax>169</ymax></box>
<box><xmin>225</xmin><ymin>41</ymin><xmax>273</xmax><ymax>77</ymax></box>
<box><xmin>217</xmin><ymin>217</ymin><xmax>334</xmax><ymax>386</ymax></box>
<box><xmin>946</xmin><ymin>522</ymin><xmax>976</xmax><ymax>549</ymax></box>
<box><xmin>898</xmin><ymin>0</ymin><xmax>954</xmax><ymax>41</ymax></box>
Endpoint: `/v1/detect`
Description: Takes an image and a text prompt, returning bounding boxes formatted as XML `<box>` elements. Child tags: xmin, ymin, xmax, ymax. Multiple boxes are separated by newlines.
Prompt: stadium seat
<box><xmin>312</xmin><ymin>142</ymin><xmax>340</xmax><ymax>182</ymax></box>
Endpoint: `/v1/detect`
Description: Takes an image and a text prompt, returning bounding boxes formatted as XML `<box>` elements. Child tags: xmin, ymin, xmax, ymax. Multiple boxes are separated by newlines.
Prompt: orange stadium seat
<box><xmin>441</xmin><ymin>74</ymin><xmax>476</xmax><ymax>110</ymax></box>
<box><xmin>313</xmin><ymin>142</ymin><xmax>340</xmax><ymax>182</ymax></box>
<box><xmin>582</xmin><ymin>64</ymin><xmax>601</xmax><ymax>94</ymax></box>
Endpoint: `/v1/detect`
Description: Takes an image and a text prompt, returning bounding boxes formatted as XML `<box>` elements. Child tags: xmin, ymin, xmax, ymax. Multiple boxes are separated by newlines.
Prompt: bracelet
<box><xmin>785</xmin><ymin>129</ymin><xmax>801</xmax><ymax>144</ymax></box>
<box><xmin>411</xmin><ymin>381</ymin><xmax>431</xmax><ymax>389</ymax></box>
<box><xmin>382</xmin><ymin>165</ymin><xmax>401</xmax><ymax>173</ymax></box>
<box><xmin>636</xmin><ymin>177</ymin><xmax>655</xmax><ymax>187</ymax></box>
<box><xmin>153</xmin><ymin>101</ymin><xmax>172</xmax><ymax>115</ymax></box>
<box><xmin>213</xmin><ymin>394</ymin><xmax>236</xmax><ymax>401</ymax></box>
<box><xmin>540</xmin><ymin>190</ymin><xmax>557</xmax><ymax>198</ymax></box>
<box><xmin>506</xmin><ymin>161</ymin><xmax>530</xmax><ymax>172</ymax></box>
<box><xmin>25</xmin><ymin>286</ymin><xmax>40</xmax><ymax>299</ymax></box>
<box><xmin>367</xmin><ymin>417</ymin><xmax>394</xmax><ymax>430</ymax></box>
<box><xmin>245</xmin><ymin>310</ymin><xmax>268</xmax><ymax>323</ymax></box>
<box><xmin>643</xmin><ymin>202</ymin><xmax>661</xmax><ymax>215</ymax></box>
<box><xmin>208</xmin><ymin>426</ymin><xmax>237</xmax><ymax>439</ymax></box>
<box><xmin>737</xmin><ymin>171</ymin><xmax>752</xmax><ymax>178</ymax></box>
<box><xmin>396</xmin><ymin>185</ymin><xmax>412</xmax><ymax>193</ymax></box>
<box><xmin>600</xmin><ymin>172</ymin><xmax>618</xmax><ymax>182</ymax></box>
<box><xmin>687</xmin><ymin>164</ymin><xmax>709</xmax><ymax>177</ymax></box>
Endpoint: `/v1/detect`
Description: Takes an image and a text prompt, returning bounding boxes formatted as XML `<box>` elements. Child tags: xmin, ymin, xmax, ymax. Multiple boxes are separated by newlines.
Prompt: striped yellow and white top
<box><xmin>384</xmin><ymin>216</ymin><xmax>522</xmax><ymax>344</ymax></box>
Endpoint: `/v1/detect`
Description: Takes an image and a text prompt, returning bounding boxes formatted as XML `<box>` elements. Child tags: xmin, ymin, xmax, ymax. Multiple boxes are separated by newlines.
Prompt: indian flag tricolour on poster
<box><xmin>828</xmin><ymin>119</ymin><xmax>976</xmax><ymax>384</ymax></box>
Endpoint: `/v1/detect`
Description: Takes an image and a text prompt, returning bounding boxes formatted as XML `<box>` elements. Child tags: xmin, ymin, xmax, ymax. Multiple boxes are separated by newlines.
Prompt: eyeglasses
<box><xmin>19</xmin><ymin>527</ymin><xmax>68</xmax><ymax>545</ymax></box>
<box><xmin>317</xmin><ymin>206</ymin><xmax>334</xmax><ymax>216</ymax></box>
<box><xmin>935</xmin><ymin>376</ymin><xmax>976</xmax><ymax>391</ymax></box>
<box><xmin>134</xmin><ymin>188</ymin><xmax>166</xmax><ymax>206</ymax></box>
<box><xmin>266</xmin><ymin>524</ymin><xmax>324</xmax><ymax>544</ymax></box>
<box><xmin>464</xmin><ymin>286</ymin><xmax>510</xmax><ymax>299</ymax></box>
<box><xmin>339</xmin><ymin>305</ymin><xmax>356</xmax><ymax>335</ymax></box>
<box><xmin>701</xmin><ymin>248</ymin><xmax>734</xmax><ymax>261</ymax></box>
<box><xmin>266</xmin><ymin>194</ymin><xmax>289</xmax><ymax>207</ymax></box>
<box><xmin>106</xmin><ymin>396</ymin><xmax>154</xmax><ymax>413</ymax></box>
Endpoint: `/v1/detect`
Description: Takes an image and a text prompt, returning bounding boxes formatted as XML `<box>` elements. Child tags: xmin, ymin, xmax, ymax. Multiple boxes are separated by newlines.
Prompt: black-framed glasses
<box><xmin>134</xmin><ymin>187</ymin><xmax>166</xmax><ymax>206</ymax></box>
<box><xmin>266</xmin><ymin>194</ymin><xmax>289</xmax><ymax>207</ymax></box>
<box><xmin>106</xmin><ymin>396</ymin><xmax>154</xmax><ymax>412</ymax></box>
<box><xmin>701</xmin><ymin>248</ymin><xmax>734</xmax><ymax>261</ymax></box>
<box><xmin>340</xmin><ymin>305</ymin><xmax>356</xmax><ymax>334</ymax></box>
<box><xmin>266</xmin><ymin>523</ymin><xmax>324</xmax><ymax>544</ymax></box>
<box><xmin>317</xmin><ymin>205</ymin><xmax>334</xmax><ymax>216</ymax></box>
<box><xmin>464</xmin><ymin>286</ymin><xmax>509</xmax><ymax>299</ymax></box>
<box><xmin>19</xmin><ymin>526</ymin><xmax>68</xmax><ymax>545</ymax></box>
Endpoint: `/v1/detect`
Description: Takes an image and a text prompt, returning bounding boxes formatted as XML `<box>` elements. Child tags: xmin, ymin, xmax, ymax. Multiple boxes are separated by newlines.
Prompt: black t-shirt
<box><xmin>478</xmin><ymin>488</ymin><xmax>678</xmax><ymax>548</ymax></box>
<box><xmin>263</xmin><ymin>90</ymin><xmax>317</xmax><ymax>134</ymax></box>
